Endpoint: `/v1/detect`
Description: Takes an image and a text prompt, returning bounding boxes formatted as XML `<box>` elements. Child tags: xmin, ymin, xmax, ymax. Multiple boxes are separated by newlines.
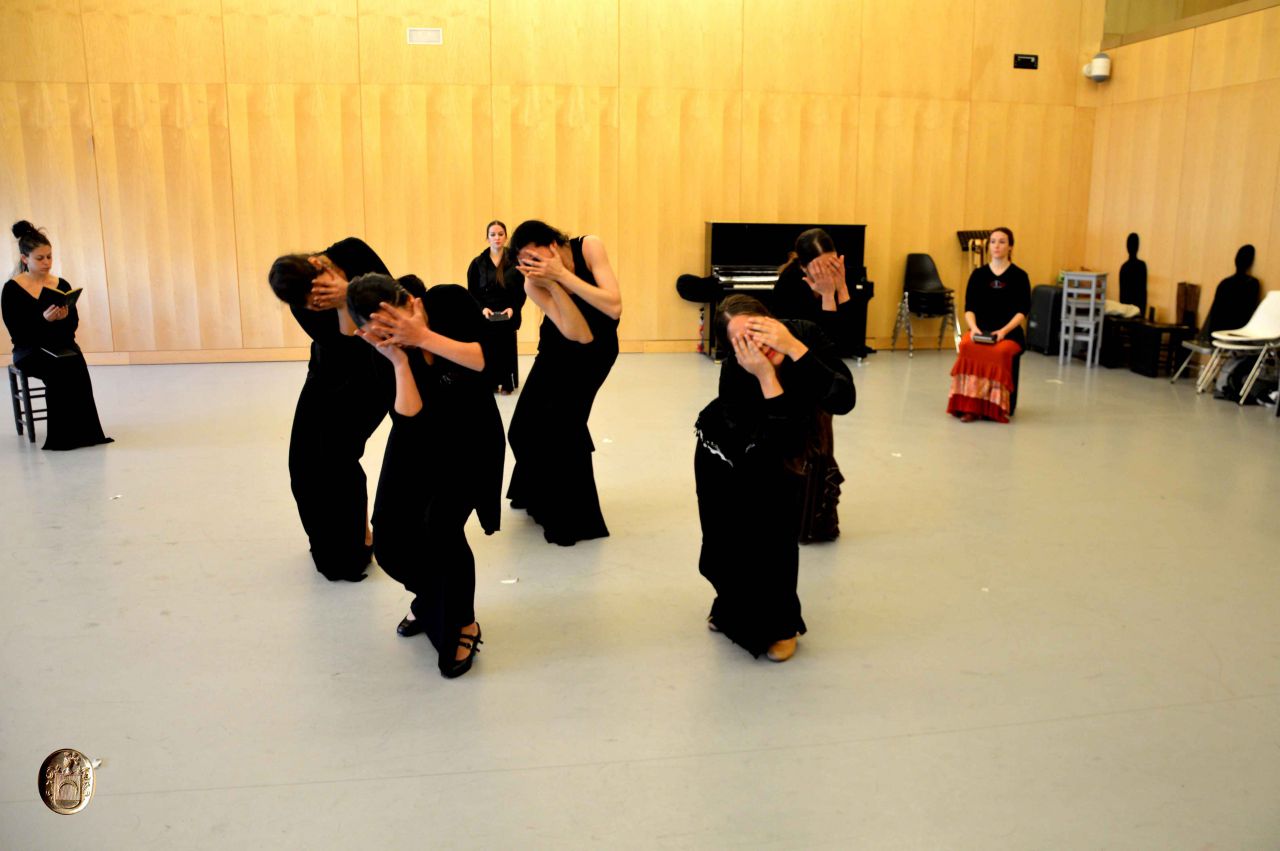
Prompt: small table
<box><xmin>1128</xmin><ymin>322</ymin><xmax>1195</xmax><ymax>378</ymax></box>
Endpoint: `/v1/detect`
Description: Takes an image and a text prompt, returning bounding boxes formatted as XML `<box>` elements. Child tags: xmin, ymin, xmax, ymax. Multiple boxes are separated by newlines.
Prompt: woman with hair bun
<box><xmin>348</xmin><ymin>274</ymin><xmax>504</xmax><ymax>679</ymax></box>
<box><xmin>267</xmin><ymin>237</ymin><xmax>392</xmax><ymax>582</ymax></box>
<box><xmin>505</xmin><ymin>220</ymin><xmax>622</xmax><ymax>546</ymax></box>
<box><xmin>2</xmin><ymin>221</ymin><xmax>112</xmax><ymax>450</ymax></box>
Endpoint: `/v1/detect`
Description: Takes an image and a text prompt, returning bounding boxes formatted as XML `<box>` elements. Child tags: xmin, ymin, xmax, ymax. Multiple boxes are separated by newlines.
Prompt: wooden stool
<box><xmin>8</xmin><ymin>364</ymin><xmax>47</xmax><ymax>443</ymax></box>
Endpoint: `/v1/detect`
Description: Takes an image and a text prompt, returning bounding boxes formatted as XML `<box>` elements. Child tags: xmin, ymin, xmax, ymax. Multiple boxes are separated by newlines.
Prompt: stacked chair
<box><xmin>1194</xmin><ymin>291</ymin><xmax>1280</xmax><ymax>405</ymax></box>
<box><xmin>892</xmin><ymin>253</ymin><xmax>958</xmax><ymax>356</ymax></box>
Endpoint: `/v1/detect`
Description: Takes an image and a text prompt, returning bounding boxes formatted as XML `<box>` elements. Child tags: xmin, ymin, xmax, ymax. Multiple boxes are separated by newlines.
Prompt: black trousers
<box><xmin>14</xmin><ymin>349</ymin><xmax>111</xmax><ymax>451</ymax></box>
<box><xmin>695</xmin><ymin>443</ymin><xmax>807</xmax><ymax>657</ymax></box>
<box><xmin>287</xmin><ymin>372</ymin><xmax>390</xmax><ymax>579</ymax></box>
<box><xmin>486</xmin><ymin>322</ymin><xmax>519</xmax><ymax>393</ymax></box>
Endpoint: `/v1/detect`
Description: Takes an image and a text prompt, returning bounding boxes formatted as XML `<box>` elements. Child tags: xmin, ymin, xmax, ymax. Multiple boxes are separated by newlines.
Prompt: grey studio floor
<box><xmin>2</xmin><ymin>349</ymin><xmax>1279</xmax><ymax>850</ymax></box>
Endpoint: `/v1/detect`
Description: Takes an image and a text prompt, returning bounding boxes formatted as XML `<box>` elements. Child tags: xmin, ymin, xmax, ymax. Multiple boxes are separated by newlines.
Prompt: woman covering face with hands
<box><xmin>504</xmin><ymin>220</ymin><xmax>621</xmax><ymax>547</ymax></box>
<box><xmin>268</xmin><ymin>237</ymin><xmax>393</xmax><ymax>582</ymax></box>
<box><xmin>348</xmin><ymin>274</ymin><xmax>504</xmax><ymax>680</ymax></box>
<box><xmin>694</xmin><ymin>295</ymin><xmax>855</xmax><ymax>663</ymax></box>
<box><xmin>771</xmin><ymin>228</ymin><xmax>863</xmax><ymax>359</ymax></box>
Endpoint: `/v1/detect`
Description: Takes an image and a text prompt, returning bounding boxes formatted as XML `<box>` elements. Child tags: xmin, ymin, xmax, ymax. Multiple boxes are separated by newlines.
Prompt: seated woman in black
<box><xmin>268</xmin><ymin>238</ymin><xmax>393</xmax><ymax>582</ymax></box>
<box><xmin>946</xmin><ymin>227</ymin><xmax>1030</xmax><ymax>423</ymax></box>
<box><xmin>505</xmin><ymin>220</ymin><xmax>622</xmax><ymax>546</ymax></box>
<box><xmin>349</xmin><ymin>274</ymin><xmax>504</xmax><ymax>679</ymax></box>
<box><xmin>772</xmin><ymin>227</ymin><xmax>861</xmax><ymax>358</ymax></box>
<box><xmin>2</xmin><ymin>220</ymin><xmax>112</xmax><ymax>450</ymax></box>
<box><xmin>466</xmin><ymin>219</ymin><xmax>526</xmax><ymax>394</ymax></box>
<box><xmin>695</xmin><ymin>295</ymin><xmax>855</xmax><ymax>662</ymax></box>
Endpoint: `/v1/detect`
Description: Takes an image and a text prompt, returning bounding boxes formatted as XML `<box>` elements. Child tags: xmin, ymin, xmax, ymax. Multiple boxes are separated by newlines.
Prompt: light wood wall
<box><xmin>1085</xmin><ymin>3</ymin><xmax>1280</xmax><ymax>323</ymax></box>
<box><xmin>2</xmin><ymin>0</ymin><xmax>1110</xmax><ymax>361</ymax></box>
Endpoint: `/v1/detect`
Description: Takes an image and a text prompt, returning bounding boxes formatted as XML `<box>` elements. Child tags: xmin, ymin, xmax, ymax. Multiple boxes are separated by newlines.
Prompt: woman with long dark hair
<box><xmin>466</xmin><ymin>220</ymin><xmax>526</xmax><ymax>394</ymax></box>
<box><xmin>505</xmin><ymin>220</ymin><xmax>622</xmax><ymax>546</ymax></box>
<box><xmin>349</xmin><ymin>274</ymin><xmax>504</xmax><ymax>679</ymax></box>
<box><xmin>2</xmin><ymin>221</ymin><xmax>112</xmax><ymax>450</ymax></box>
<box><xmin>946</xmin><ymin>227</ymin><xmax>1030</xmax><ymax>423</ymax></box>
<box><xmin>772</xmin><ymin>227</ymin><xmax>860</xmax><ymax>358</ymax></box>
<box><xmin>695</xmin><ymin>295</ymin><xmax>855</xmax><ymax>661</ymax></box>
<box><xmin>267</xmin><ymin>238</ymin><xmax>392</xmax><ymax>581</ymax></box>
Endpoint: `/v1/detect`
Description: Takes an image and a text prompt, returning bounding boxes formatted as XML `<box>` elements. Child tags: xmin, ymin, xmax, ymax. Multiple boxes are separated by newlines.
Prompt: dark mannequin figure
<box><xmin>1202</xmin><ymin>244</ymin><xmax>1260</xmax><ymax>338</ymax></box>
<box><xmin>1118</xmin><ymin>232</ymin><xmax>1147</xmax><ymax>317</ymax></box>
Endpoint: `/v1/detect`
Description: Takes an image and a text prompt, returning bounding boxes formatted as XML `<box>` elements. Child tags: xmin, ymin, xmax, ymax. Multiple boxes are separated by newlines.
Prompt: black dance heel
<box><xmin>440</xmin><ymin>624</ymin><xmax>483</xmax><ymax>679</ymax></box>
<box><xmin>396</xmin><ymin>614</ymin><xmax>425</xmax><ymax>637</ymax></box>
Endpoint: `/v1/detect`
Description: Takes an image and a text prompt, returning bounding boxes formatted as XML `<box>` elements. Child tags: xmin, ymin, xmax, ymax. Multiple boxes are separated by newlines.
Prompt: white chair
<box><xmin>1194</xmin><ymin>291</ymin><xmax>1280</xmax><ymax>402</ymax></box>
<box><xmin>1059</xmin><ymin>272</ymin><xmax>1107</xmax><ymax>366</ymax></box>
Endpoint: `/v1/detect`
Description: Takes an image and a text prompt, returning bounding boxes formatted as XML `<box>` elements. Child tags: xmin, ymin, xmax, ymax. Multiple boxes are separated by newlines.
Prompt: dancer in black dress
<box><xmin>771</xmin><ymin>228</ymin><xmax>854</xmax><ymax>542</ymax></box>
<box><xmin>695</xmin><ymin>295</ymin><xmax>855</xmax><ymax>662</ymax></box>
<box><xmin>268</xmin><ymin>238</ymin><xmax>392</xmax><ymax>582</ymax></box>
<box><xmin>505</xmin><ymin>220</ymin><xmax>622</xmax><ymax>546</ymax></box>
<box><xmin>466</xmin><ymin>220</ymin><xmax>526</xmax><ymax>394</ymax></box>
<box><xmin>349</xmin><ymin>275</ymin><xmax>504</xmax><ymax>679</ymax></box>
<box><xmin>2</xmin><ymin>221</ymin><xmax>112</xmax><ymax>450</ymax></box>
<box><xmin>772</xmin><ymin>228</ymin><xmax>861</xmax><ymax>358</ymax></box>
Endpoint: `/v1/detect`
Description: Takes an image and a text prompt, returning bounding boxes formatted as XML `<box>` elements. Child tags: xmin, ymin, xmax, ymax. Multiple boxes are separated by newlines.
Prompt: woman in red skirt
<box><xmin>947</xmin><ymin>227</ymin><xmax>1030</xmax><ymax>423</ymax></box>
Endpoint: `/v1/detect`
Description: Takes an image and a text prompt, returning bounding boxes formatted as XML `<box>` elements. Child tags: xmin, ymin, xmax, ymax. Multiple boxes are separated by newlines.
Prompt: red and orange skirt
<box><xmin>946</xmin><ymin>334</ymin><xmax>1021</xmax><ymax>423</ymax></box>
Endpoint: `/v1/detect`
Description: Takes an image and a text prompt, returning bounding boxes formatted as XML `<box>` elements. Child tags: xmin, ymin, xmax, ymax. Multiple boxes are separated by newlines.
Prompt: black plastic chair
<box><xmin>8</xmin><ymin>363</ymin><xmax>46</xmax><ymax>443</ymax></box>
<box><xmin>892</xmin><ymin>253</ymin><xmax>959</xmax><ymax>355</ymax></box>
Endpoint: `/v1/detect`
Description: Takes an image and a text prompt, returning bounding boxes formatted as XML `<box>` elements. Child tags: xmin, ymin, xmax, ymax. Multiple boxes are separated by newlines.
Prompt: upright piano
<box><xmin>686</xmin><ymin>222</ymin><xmax>873</xmax><ymax>360</ymax></box>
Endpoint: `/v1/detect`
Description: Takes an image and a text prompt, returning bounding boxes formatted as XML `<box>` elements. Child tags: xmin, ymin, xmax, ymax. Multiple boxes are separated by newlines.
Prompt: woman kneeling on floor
<box><xmin>694</xmin><ymin>295</ymin><xmax>856</xmax><ymax>662</ymax></box>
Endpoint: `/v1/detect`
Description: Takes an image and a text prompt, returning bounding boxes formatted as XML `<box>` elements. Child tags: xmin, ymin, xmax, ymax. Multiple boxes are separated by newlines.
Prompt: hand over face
<box><xmin>356</xmin><ymin>328</ymin><xmax>408</xmax><ymax>364</ymax></box>
<box><xmin>731</xmin><ymin>330</ymin><xmax>776</xmax><ymax>379</ymax></box>
<box><xmin>517</xmin><ymin>247</ymin><xmax>568</xmax><ymax>284</ymax></box>
<box><xmin>745</xmin><ymin>316</ymin><xmax>798</xmax><ymax>364</ymax></box>
<box><xmin>803</xmin><ymin>253</ymin><xmax>846</xmax><ymax>297</ymax></box>
<box><xmin>307</xmin><ymin>256</ymin><xmax>349</xmax><ymax>311</ymax></box>
<box><xmin>363</xmin><ymin>297</ymin><xmax>429</xmax><ymax>349</ymax></box>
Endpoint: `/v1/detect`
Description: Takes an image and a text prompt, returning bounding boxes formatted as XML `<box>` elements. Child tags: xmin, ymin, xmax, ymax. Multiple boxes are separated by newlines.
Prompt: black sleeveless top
<box><xmin>537</xmin><ymin>237</ymin><xmax>619</xmax><ymax>357</ymax></box>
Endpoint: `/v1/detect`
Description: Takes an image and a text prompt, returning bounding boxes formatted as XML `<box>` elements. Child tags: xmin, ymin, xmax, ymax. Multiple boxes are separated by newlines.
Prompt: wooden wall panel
<box><xmin>742</xmin><ymin>0</ymin><xmax>861</xmax><ymax>95</ymax></box>
<box><xmin>740</xmin><ymin>92</ymin><xmax>859</xmax><ymax>223</ymax></box>
<box><xmin>619</xmin><ymin>0</ymin><xmax>742</xmax><ymax>91</ymax></box>
<box><xmin>1087</xmin><ymin>95</ymin><xmax>1187</xmax><ymax>320</ymax></box>
<box><xmin>965</xmin><ymin>103</ymin><xmax>1085</xmax><ymax>286</ymax></box>
<box><xmin>618</xmin><ymin>89</ymin><xmax>741</xmax><ymax>341</ymax></box>
<box><xmin>491</xmin><ymin>0</ymin><xmax>619</xmax><ymax>87</ymax></box>
<box><xmin>358</xmin><ymin>0</ymin><xmax>490</xmax><ymax>85</ymax></box>
<box><xmin>1189</xmin><ymin>4</ymin><xmax>1280</xmax><ymax>91</ymax></box>
<box><xmin>361</xmin><ymin>84</ymin><xmax>493</xmax><ymax>288</ymax></box>
<box><xmin>1173</xmin><ymin>79</ymin><xmax>1280</xmax><ymax>308</ymax></box>
<box><xmin>492</xmin><ymin>86</ymin><xmax>619</xmax><ymax>343</ymax></box>
<box><xmin>1107</xmin><ymin>28</ymin><xmax>1194</xmax><ymax>104</ymax></box>
<box><xmin>972</xmin><ymin>0</ymin><xmax>1081</xmax><ymax>105</ymax></box>
<box><xmin>861</xmin><ymin>0</ymin><xmax>974</xmax><ymax>100</ymax></box>
<box><xmin>0</xmin><ymin>0</ymin><xmax>87</xmax><ymax>83</ymax></box>
<box><xmin>0</xmin><ymin>83</ymin><xmax>111</xmax><ymax>355</ymax></box>
<box><xmin>227</xmin><ymin>84</ymin><xmax>365</xmax><ymax>349</ymax></box>
<box><xmin>223</xmin><ymin>0</ymin><xmax>358</xmax><ymax>85</ymax></box>
<box><xmin>81</xmin><ymin>0</ymin><xmax>225</xmax><ymax>84</ymax></box>
<box><xmin>855</xmin><ymin>97</ymin><xmax>970</xmax><ymax>340</ymax></box>
<box><xmin>90</xmin><ymin>83</ymin><xmax>240</xmax><ymax>351</ymax></box>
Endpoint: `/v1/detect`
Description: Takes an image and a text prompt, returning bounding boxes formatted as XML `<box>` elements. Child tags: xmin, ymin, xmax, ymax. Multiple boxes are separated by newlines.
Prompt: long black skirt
<box><xmin>14</xmin><ymin>349</ymin><xmax>112</xmax><ymax>451</ymax></box>
<box><xmin>695</xmin><ymin>442</ymin><xmax>807</xmax><ymax>657</ymax></box>
<box><xmin>485</xmin><ymin>321</ymin><xmax>519</xmax><ymax>393</ymax></box>
<box><xmin>372</xmin><ymin>423</ymin><xmax>477</xmax><ymax>673</ymax></box>
<box><xmin>506</xmin><ymin>345</ymin><xmax>616</xmax><ymax>546</ymax></box>
<box><xmin>288</xmin><ymin>371</ymin><xmax>391</xmax><ymax>580</ymax></box>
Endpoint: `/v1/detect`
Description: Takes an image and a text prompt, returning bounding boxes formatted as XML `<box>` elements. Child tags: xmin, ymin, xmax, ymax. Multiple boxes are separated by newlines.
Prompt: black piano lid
<box><xmin>707</xmin><ymin>222</ymin><xmax>866</xmax><ymax>271</ymax></box>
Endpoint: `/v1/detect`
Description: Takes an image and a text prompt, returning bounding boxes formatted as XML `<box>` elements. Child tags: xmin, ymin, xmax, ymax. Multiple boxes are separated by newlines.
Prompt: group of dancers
<box><xmin>267</xmin><ymin>221</ymin><xmax>622</xmax><ymax>677</ymax></box>
<box><xmin>268</xmin><ymin>222</ymin><xmax>865</xmax><ymax>673</ymax></box>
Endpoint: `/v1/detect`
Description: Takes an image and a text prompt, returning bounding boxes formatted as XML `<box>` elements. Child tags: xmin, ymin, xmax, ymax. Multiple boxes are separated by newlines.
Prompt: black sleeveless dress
<box><xmin>506</xmin><ymin>237</ymin><xmax>619</xmax><ymax>545</ymax></box>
